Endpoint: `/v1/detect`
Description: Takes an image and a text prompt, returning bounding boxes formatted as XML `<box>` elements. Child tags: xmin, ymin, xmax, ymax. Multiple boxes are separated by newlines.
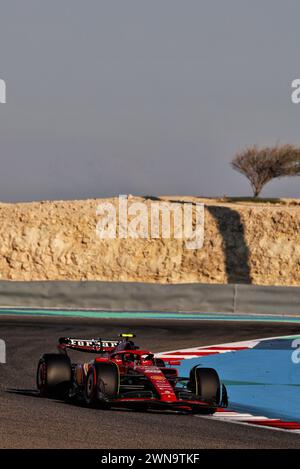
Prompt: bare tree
<box><xmin>231</xmin><ymin>144</ymin><xmax>300</xmax><ymax>197</ymax></box>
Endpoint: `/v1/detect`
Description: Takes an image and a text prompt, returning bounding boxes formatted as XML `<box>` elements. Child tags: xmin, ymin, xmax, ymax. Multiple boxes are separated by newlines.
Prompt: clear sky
<box><xmin>0</xmin><ymin>0</ymin><xmax>300</xmax><ymax>202</ymax></box>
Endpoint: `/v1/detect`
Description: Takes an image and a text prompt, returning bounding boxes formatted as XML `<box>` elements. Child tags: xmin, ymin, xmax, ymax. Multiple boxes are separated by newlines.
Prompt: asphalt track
<box><xmin>1</xmin><ymin>316</ymin><xmax>300</xmax><ymax>449</ymax></box>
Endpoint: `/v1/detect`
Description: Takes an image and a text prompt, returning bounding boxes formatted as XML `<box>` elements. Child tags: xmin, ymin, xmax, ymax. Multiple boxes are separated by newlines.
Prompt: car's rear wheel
<box><xmin>189</xmin><ymin>366</ymin><xmax>221</xmax><ymax>412</ymax></box>
<box><xmin>84</xmin><ymin>362</ymin><xmax>119</xmax><ymax>408</ymax></box>
<box><xmin>37</xmin><ymin>353</ymin><xmax>71</xmax><ymax>398</ymax></box>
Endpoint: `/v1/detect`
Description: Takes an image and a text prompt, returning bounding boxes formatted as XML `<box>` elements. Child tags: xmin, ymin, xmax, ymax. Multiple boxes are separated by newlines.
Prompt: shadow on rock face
<box><xmin>207</xmin><ymin>206</ymin><xmax>252</xmax><ymax>284</ymax></box>
<box><xmin>143</xmin><ymin>197</ymin><xmax>252</xmax><ymax>284</ymax></box>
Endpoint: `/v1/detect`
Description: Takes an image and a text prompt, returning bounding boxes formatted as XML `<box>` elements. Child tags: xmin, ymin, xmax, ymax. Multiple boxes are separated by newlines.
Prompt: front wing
<box><xmin>107</xmin><ymin>396</ymin><xmax>218</xmax><ymax>413</ymax></box>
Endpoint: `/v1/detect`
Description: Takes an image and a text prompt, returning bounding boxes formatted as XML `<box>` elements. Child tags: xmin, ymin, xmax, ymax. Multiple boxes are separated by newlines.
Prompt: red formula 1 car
<box><xmin>36</xmin><ymin>333</ymin><xmax>228</xmax><ymax>414</ymax></box>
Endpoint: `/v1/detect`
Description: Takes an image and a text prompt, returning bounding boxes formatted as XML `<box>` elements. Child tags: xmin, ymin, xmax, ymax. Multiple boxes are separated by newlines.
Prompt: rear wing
<box><xmin>58</xmin><ymin>337</ymin><xmax>121</xmax><ymax>353</ymax></box>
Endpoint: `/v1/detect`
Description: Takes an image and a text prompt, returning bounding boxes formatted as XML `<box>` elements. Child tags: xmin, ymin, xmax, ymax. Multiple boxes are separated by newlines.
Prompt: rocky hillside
<box><xmin>0</xmin><ymin>196</ymin><xmax>299</xmax><ymax>285</ymax></box>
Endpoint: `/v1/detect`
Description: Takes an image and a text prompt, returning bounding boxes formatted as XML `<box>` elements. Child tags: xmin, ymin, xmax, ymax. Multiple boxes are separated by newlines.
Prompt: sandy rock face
<box><xmin>0</xmin><ymin>196</ymin><xmax>299</xmax><ymax>285</ymax></box>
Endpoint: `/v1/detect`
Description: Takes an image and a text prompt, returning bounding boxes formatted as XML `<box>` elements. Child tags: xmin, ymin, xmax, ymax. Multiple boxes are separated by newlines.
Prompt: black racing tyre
<box><xmin>36</xmin><ymin>353</ymin><xmax>71</xmax><ymax>398</ymax></box>
<box><xmin>84</xmin><ymin>362</ymin><xmax>119</xmax><ymax>407</ymax></box>
<box><xmin>221</xmin><ymin>384</ymin><xmax>228</xmax><ymax>407</ymax></box>
<box><xmin>189</xmin><ymin>367</ymin><xmax>221</xmax><ymax>406</ymax></box>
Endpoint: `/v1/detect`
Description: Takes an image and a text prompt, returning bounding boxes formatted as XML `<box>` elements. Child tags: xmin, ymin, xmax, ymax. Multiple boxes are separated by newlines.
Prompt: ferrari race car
<box><xmin>36</xmin><ymin>333</ymin><xmax>228</xmax><ymax>414</ymax></box>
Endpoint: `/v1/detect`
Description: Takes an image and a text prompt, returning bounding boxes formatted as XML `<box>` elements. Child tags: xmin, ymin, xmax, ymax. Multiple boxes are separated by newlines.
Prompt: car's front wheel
<box><xmin>189</xmin><ymin>366</ymin><xmax>221</xmax><ymax>411</ymax></box>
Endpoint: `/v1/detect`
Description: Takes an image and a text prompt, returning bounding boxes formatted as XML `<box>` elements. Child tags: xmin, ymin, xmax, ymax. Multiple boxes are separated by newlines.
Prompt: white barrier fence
<box><xmin>0</xmin><ymin>281</ymin><xmax>299</xmax><ymax>316</ymax></box>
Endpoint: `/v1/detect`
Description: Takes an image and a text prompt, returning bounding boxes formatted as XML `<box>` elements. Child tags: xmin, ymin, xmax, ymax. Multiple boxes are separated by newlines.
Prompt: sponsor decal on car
<box><xmin>151</xmin><ymin>375</ymin><xmax>165</xmax><ymax>381</ymax></box>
